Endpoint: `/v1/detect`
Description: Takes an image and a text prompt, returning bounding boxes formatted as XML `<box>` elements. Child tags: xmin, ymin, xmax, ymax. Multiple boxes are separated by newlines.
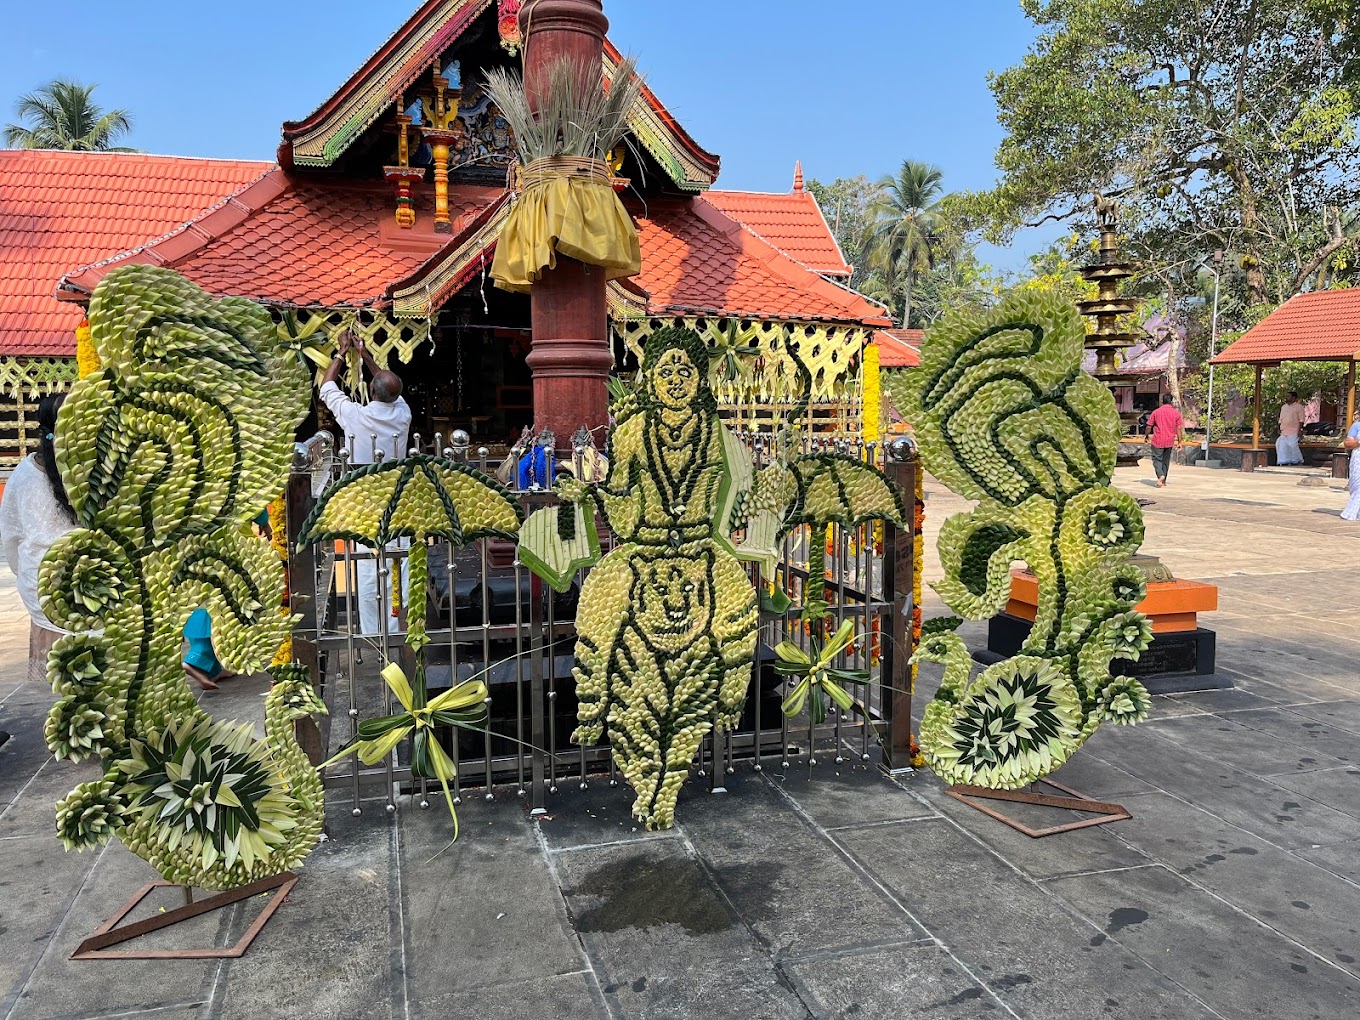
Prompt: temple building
<box><xmin>0</xmin><ymin>0</ymin><xmax>891</xmax><ymax>469</ymax></box>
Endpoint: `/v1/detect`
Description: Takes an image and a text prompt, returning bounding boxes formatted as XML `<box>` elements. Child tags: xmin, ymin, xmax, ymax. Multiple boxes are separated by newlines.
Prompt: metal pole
<box><xmin>1204</xmin><ymin>263</ymin><xmax>1220</xmax><ymax>455</ymax></box>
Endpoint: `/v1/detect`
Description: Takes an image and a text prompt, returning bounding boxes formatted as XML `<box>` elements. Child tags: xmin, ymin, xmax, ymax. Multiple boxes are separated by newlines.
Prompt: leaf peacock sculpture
<box><xmin>40</xmin><ymin>265</ymin><xmax>326</xmax><ymax>889</ymax></box>
<box><xmin>522</xmin><ymin>326</ymin><xmax>905</xmax><ymax>830</ymax></box>
<box><xmin>884</xmin><ymin>292</ymin><xmax>1153</xmax><ymax>790</ymax></box>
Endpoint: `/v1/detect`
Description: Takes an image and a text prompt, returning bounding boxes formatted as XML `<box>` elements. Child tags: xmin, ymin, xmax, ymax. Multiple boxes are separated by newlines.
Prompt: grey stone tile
<box><xmin>1224</xmin><ymin>708</ymin><xmax>1358</xmax><ymax>768</ymax></box>
<box><xmin>0</xmin><ymin>757</ymin><xmax>100</xmax><ymax>839</ymax></box>
<box><xmin>904</xmin><ymin>775</ymin><xmax>1152</xmax><ymax>882</ymax></box>
<box><xmin>553</xmin><ymin>838</ymin><xmax>809</xmax><ymax>1020</ymax></box>
<box><xmin>1284</xmin><ymin>699</ymin><xmax>1360</xmax><ymax>736</ymax></box>
<box><xmin>1048</xmin><ymin>864</ymin><xmax>1360</xmax><ymax>1020</ymax></box>
<box><xmin>1264</xmin><ymin>767</ymin><xmax>1360</xmax><ymax>820</ymax></box>
<box><xmin>1139</xmin><ymin>695</ymin><xmax>1211</xmax><ymax>719</ymax></box>
<box><xmin>1115</xmin><ymin>792</ymin><xmax>1360</xmax><ymax>975</ymax></box>
<box><xmin>0</xmin><ymin>835</ymin><xmax>98</xmax><ymax>1017</ymax></box>
<box><xmin>213</xmin><ymin>806</ymin><xmax>398</xmax><ymax>1020</ymax></box>
<box><xmin>679</xmin><ymin>771</ymin><xmax>923</xmax><ymax>956</ymax></box>
<box><xmin>1162</xmin><ymin>687</ymin><xmax>1278</xmax><ymax>715</ymax></box>
<box><xmin>536</xmin><ymin>775</ymin><xmax>679</xmax><ymax>851</ymax></box>
<box><xmin>8</xmin><ymin>844</ymin><xmax>218</xmax><ymax>1020</ymax></box>
<box><xmin>788</xmin><ymin>943</ymin><xmax>1002</xmax><ymax>1019</ymax></box>
<box><xmin>1224</xmin><ymin>670</ymin><xmax>1354</xmax><ymax>706</ymax></box>
<box><xmin>1083</xmin><ymin>723</ymin><xmax>1360</xmax><ymax>849</ymax></box>
<box><xmin>1297</xmin><ymin>840</ymin><xmax>1360</xmax><ymax>883</ymax></box>
<box><xmin>417</xmin><ymin>971</ymin><xmax>603</xmax><ymax>1020</ymax></box>
<box><xmin>767</xmin><ymin>761</ymin><xmax>938</xmax><ymax>831</ymax></box>
<box><xmin>1046</xmin><ymin>752</ymin><xmax>1159</xmax><ymax>800</ymax></box>
<box><xmin>1141</xmin><ymin>712</ymin><xmax>1347</xmax><ymax>776</ymax></box>
<box><xmin>0</xmin><ymin>697</ymin><xmax>54</xmax><ymax>809</ymax></box>
<box><xmin>401</xmin><ymin>795</ymin><xmax>582</xmax><ymax>996</ymax></box>
<box><xmin>834</xmin><ymin>818</ymin><xmax>1215</xmax><ymax>1019</ymax></box>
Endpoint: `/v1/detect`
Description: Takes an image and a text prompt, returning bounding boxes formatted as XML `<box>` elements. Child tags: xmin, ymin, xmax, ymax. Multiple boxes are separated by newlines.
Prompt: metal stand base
<box><xmin>945</xmin><ymin>780</ymin><xmax>1131</xmax><ymax>838</ymax></box>
<box><xmin>70</xmin><ymin>872</ymin><xmax>298</xmax><ymax>960</ymax></box>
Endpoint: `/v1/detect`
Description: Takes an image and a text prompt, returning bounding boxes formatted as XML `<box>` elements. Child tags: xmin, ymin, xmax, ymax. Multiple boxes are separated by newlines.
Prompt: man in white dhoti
<box><xmin>320</xmin><ymin>332</ymin><xmax>413</xmax><ymax>634</ymax></box>
<box><xmin>1342</xmin><ymin>419</ymin><xmax>1360</xmax><ymax>522</ymax></box>
<box><xmin>1276</xmin><ymin>391</ymin><xmax>1305</xmax><ymax>466</ymax></box>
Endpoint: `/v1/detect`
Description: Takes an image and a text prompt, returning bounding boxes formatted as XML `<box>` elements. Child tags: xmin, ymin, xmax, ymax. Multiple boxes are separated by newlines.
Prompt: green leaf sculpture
<box><xmin>523</xmin><ymin>326</ymin><xmax>905</xmax><ymax>830</ymax></box>
<box><xmin>39</xmin><ymin>265</ymin><xmax>324</xmax><ymax>890</ymax></box>
<box><xmin>884</xmin><ymin>292</ymin><xmax>1153</xmax><ymax>790</ymax></box>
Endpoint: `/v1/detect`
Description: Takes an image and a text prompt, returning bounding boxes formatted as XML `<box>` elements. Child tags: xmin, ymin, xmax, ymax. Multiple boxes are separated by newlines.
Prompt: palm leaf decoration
<box><xmin>300</xmin><ymin>455</ymin><xmax>523</xmax><ymax>843</ymax></box>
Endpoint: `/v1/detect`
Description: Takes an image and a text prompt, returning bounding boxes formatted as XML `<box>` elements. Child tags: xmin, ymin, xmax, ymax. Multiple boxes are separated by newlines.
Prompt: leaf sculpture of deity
<box><xmin>885</xmin><ymin>292</ymin><xmax>1154</xmax><ymax>790</ymax></box>
<box><xmin>527</xmin><ymin>326</ymin><xmax>904</xmax><ymax>829</ymax></box>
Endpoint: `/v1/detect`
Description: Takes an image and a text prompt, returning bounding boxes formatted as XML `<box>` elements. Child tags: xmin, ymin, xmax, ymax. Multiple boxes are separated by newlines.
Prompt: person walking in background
<box><xmin>320</xmin><ymin>330</ymin><xmax>413</xmax><ymax>634</ymax></box>
<box><xmin>1277</xmin><ymin>391</ymin><xmax>1306</xmax><ymax>466</ymax></box>
<box><xmin>0</xmin><ymin>394</ymin><xmax>75</xmax><ymax>665</ymax></box>
<box><xmin>1342</xmin><ymin>417</ymin><xmax>1360</xmax><ymax>521</ymax></box>
<box><xmin>1145</xmin><ymin>393</ymin><xmax>1184</xmax><ymax>488</ymax></box>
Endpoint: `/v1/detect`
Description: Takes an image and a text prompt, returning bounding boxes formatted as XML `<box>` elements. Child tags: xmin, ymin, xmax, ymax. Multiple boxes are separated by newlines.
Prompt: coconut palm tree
<box><xmin>4</xmin><ymin>80</ymin><xmax>135</xmax><ymax>151</ymax></box>
<box><xmin>865</xmin><ymin>161</ymin><xmax>944</xmax><ymax>328</ymax></box>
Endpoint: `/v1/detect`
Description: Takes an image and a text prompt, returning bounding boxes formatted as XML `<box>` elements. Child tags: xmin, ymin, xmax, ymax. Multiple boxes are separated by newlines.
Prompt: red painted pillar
<box><xmin>519</xmin><ymin>0</ymin><xmax>613</xmax><ymax>453</ymax></box>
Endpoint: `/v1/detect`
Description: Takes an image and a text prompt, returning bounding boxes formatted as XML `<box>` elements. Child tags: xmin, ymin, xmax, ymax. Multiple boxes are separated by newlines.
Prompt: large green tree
<box><xmin>973</xmin><ymin>0</ymin><xmax>1360</xmax><ymax>309</ymax></box>
<box><xmin>866</xmin><ymin>160</ymin><xmax>945</xmax><ymax>328</ymax></box>
<box><xmin>5</xmin><ymin>80</ymin><xmax>135</xmax><ymax>151</ymax></box>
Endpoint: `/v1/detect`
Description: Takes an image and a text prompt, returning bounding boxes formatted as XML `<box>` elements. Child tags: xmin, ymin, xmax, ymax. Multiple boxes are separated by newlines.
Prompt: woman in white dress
<box><xmin>1342</xmin><ymin>419</ymin><xmax>1360</xmax><ymax>521</ymax></box>
<box><xmin>0</xmin><ymin>394</ymin><xmax>77</xmax><ymax>665</ymax></box>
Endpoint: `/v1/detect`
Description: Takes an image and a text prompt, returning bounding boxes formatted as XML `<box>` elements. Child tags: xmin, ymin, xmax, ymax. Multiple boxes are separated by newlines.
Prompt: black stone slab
<box><xmin>552</xmin><ymin>838</ymin><xmax>811</xmax><ymax>1020</ymax></box>
<box><xmin>835</xmin><ymin>818</ymin><xmax>1217</xmax><ymax>1019</ymax></box>
<box><xmin>679</xmin><ymin>771</ymin><xmax>924</xmax><ymax>957</ymax></box>
<box><xmin>1048</xmin><ymin>863</ymin><xmax>1360</xmax><ymax>1020</ymax></box>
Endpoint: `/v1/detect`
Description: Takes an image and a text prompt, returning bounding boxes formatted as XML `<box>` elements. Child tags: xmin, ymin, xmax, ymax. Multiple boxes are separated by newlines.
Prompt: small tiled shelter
<box><xmin>0</xmin><ymin>0</ymin><xmax>890</xmax><ymax>467</ymax></box>
<box><xmin>1212</xmin><ymin>289</ymin><xmax>1360</xmax><ymax>453</ymax></box>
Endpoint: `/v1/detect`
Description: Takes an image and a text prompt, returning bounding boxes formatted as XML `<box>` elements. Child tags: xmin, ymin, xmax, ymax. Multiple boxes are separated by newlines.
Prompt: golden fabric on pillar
<box><xmin>491</xmin><ymin>156</ymin><xmax>641</xmax><ymax>293</ymax></box>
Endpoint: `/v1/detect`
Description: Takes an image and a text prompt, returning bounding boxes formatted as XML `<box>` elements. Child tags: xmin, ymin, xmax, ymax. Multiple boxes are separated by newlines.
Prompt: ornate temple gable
<box><xmin>279</xmin><ymin>1</ymin><xmax>719</xmax><ymax>192</ymax></box>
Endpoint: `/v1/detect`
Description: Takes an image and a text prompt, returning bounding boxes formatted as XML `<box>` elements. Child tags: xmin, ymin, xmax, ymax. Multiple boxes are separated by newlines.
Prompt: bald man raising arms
<box><xmin>320</xmin><ymin>330</ymin><xmax>413</xmax><ymax>634</ymax></box>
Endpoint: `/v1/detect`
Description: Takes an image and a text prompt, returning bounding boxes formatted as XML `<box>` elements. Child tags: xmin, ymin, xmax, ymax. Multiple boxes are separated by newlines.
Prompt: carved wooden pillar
<box><xmin>520</xmin><ymin>0</ymin><xmax>612</xmax><ymax>454</ymax></box>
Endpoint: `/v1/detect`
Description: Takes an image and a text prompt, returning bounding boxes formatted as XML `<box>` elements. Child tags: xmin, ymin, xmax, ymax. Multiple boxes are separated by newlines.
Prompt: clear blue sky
<box><xmin>1</xmin><ymin>1</ymin><xmax>1058</xmax><ymax>269</ymax></box>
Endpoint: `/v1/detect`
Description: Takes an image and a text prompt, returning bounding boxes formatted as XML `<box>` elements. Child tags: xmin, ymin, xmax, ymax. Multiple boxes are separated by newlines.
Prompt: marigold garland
<box><xmin>75</xmin><ymin>320</ymin><xmax>100</xmax><ymax>378</ymax></box>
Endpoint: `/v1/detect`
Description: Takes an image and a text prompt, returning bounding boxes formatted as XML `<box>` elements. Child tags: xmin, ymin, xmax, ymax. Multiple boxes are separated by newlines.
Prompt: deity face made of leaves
<box><xmin>650</xmin><ymin>346</ymin><xmax>702</xmax><ymax>413</ymax></box>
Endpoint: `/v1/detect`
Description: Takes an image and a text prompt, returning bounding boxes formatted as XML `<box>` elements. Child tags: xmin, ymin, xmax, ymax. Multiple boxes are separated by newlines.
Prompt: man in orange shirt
<box><xmin>1276</xmin><ymin>391</ymin><xmax>1305</xmax><ymax>466</ymax></box>
<box><xmin>1144</xmin><ymin>393</ymin><xmax>1185</xmax><ymax>487</ymax></box>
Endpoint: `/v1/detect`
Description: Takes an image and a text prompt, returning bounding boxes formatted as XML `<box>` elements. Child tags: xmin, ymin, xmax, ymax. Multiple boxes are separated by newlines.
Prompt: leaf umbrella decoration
<box><xmin>299</xmin><ymin>454</ymin><xmax>524</xmax><ymax>841</ymax></box>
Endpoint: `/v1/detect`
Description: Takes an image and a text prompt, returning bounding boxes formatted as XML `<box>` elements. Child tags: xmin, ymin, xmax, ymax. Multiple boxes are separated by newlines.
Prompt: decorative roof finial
<box><xmin>793</xmin><ymin>161</ymin><xmax>804</xmax><ymax>194</ymax></box>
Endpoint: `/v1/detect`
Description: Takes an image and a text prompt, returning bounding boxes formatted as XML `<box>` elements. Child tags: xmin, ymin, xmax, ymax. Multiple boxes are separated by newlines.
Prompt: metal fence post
<box><xmin>880</xmin><ymin>437</ymin><xmax>918</xmax><ymax>775</ymax></box>
<box><xmin>286</xmin><ymin>432</ymin><xmax>331</xmax><ymax>767</ymax></box>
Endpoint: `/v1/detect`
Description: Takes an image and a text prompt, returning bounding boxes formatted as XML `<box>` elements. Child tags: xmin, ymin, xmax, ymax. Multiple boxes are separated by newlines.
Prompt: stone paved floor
<box><xmin>1</xmin><ymin>462</ymin><xmax>1358</xmax><ymax>1020</ymax></box>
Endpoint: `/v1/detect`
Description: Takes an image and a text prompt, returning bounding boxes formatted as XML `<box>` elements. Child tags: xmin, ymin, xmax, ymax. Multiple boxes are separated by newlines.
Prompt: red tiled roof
<box><xmin>63</xmin><ymin>170</ymin><xmax>504</xmax><ymax>309</ymax></box>
<box><xmin>703</xmin><ymin>188</ymin><xmax>852</xmax><ymax>278</ymax></box>
<box><xmin>874</xmin><ymin>328</ymin><xmax>923</xmax><ymax>368</ymax></box>
<box><xmin>69</xmin><ymin>182</ymin><xmax>888</xmax><ymax>331</ymax></box>
<box><xmin>0</xmin><ymin>150</ymin><xmax>268</xmax><ymax>356</ymax></box>
<box><xmin>1213</xmin><ymin>290</ymin><xmax>1360</xmax><ymax>365</ymax></box>
<box><xmin>629</xmin><ymin>197</ymin><xmax>888</xmax><ymax>326</ymax></box>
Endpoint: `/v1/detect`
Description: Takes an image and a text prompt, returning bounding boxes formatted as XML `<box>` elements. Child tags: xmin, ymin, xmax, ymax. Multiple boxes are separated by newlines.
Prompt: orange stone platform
<box><xmin>1004</xmin><ymin>569</ymin><xmax>1219</xmax><ymax>634</ymax></box>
